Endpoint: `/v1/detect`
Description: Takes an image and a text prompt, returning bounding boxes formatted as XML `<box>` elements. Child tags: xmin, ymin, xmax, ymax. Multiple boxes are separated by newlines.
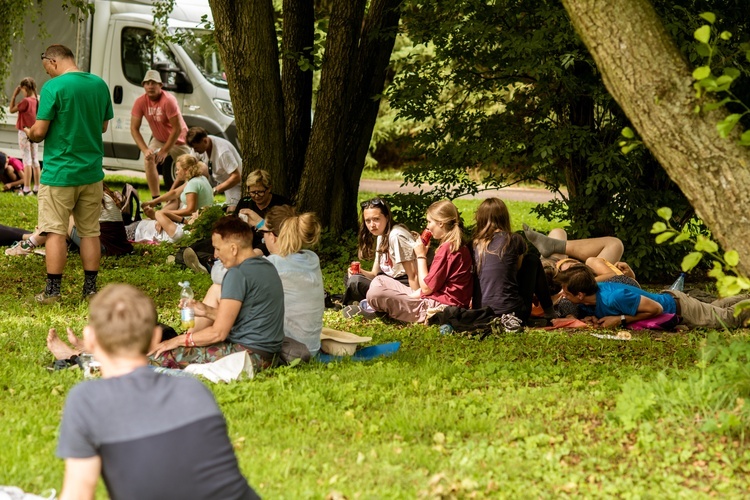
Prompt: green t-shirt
<box><xmin>37</xmin><ymin>72</ymin><xmax>113</xmax><ymax>186</ymax></box>
<box><xmin>180</xmin><ymin>175</ymin><xmax>214</xmax><ymax>210</ymax></box>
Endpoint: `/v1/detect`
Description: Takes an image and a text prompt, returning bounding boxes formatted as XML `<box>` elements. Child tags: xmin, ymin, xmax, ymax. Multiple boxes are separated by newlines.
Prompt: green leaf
<box><xmin>695</xmin><ymin>235</ymin><xmax>719</xmax><ymax>253</ymax></box>
<box><xmin>673</xmin><ymin>233</ymin><xmax>690</xmax><ymax>243</ymax></box>
<box><xmin>621</xmin><ymin>127</ymin><xmax>635</xmax><ymax>139</ymax></box>
<box><xmin>651</xmin><ymin>222</ymin><xmax>667</xmax><ymax>234</ymax></box>
<box><xmin>717</xmin><ymin>114</ymin><xmax>742</xmax><ymax>138</ymax></box>
<box><xmin>696</xmin><ymin>44</ymin><xmax>711</xmax><ymax>57</ymax></box>
<box><xmin>737</xmin><ymin>276</ymin><xmax>750</xmax><ymax>290</ymax></box>
<box><xmin>699</xmin><ymin>12</ymin><xmax>716</xmax><ymax>24</ymax></box>
<box><xmin>716</xmin><ymin>75</ymin><xmax>735</xmax><ymax>86</ymax></box>
<box><xmin>694</xmin><ymin>25</ymin><xmax>711</xmax><ymax>44</ymax></box>
<box><xmin>726</xmin><ymin>283</ymin><xmax>743</xmax><ymax>297</ymax></box>
<box><xmin>739</xmin><ymin>130</ymin><xmax>750</xmax><ymax>146</ymax></box>
<box><xmin>708</xmin><ymin>261</ymin><xmax>725</xmax><ymax>279</ymax></box>
<box><xmin>655</xmin><ymin>232</ymin><xmax>674</xmax><ymax>244</ymax></box>
<box><xmin>692</xmin><ymin>66</ymin><xmax>711</xmax><ymax>80</ymax></box>
<box><xmin>620</xmin><ymin>144</ymin><xmax>637</xmax><ymax>155</ymax></box>
<box><xmin>723</xmin><ymin>67</ymin><xmax>741</xmax><ymax>79</ymax></box>
<box><xmin>702</xmin><ymin>98</ymin><xmax>730</xmax><ymax>112</ymax></box>
<box><xmin>656</xmin><ymin>207</ymin><xmax>672</xmax><ymax>220</ymax></box>
<box><xmin>720</xmin><ymin>31</ymin><xmax>732</xmax><ymax>40</ymax></box>
<box><xmin>682</xmin><ymin>252</ymin><xmax>703</xmax><ymax>272</ymax></box>
<box><xmin>725</xmin><ymin>250</ymin><xmax>740</xmax><ymax>267</ymax></box>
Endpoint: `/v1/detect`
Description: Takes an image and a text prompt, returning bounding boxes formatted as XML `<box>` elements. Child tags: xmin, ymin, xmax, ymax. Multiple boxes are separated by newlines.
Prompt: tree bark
<box><xmin>297</xmin><ymin>0</ymin><xmax>401</xmax><ymax>232</ymax></box>
<box><xmin>561</xmin><ymin>0</ymin><xmax>750</xmax><ymax>275</ymax></box>
<box><xmin>282</xmin><ymin>0</ymin><xmax>315</xmax><ymax>196</ymax></box>
<box><xmin>209</xmin><ymin>0</ymin><xmax>287</xmax><ymax>195</ymax></box>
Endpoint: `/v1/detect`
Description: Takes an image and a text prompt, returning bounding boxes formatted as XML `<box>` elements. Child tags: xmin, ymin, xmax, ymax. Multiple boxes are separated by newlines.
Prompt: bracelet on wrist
<box><xmin>256</xmin><ymin>219</ymin><xmax>265</xmax><ymax>230</ymax></box>
<box><xmin>417</xmin><ymin>256</ymin><xmax>427</xmax><ymax>260</ymax></box>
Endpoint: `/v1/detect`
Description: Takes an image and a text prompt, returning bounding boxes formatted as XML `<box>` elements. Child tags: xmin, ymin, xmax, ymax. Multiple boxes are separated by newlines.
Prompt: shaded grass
<box><xmin>1</xmin><ymin>177</ymin><xmax>750</xmax><ymax>497</ymax></box>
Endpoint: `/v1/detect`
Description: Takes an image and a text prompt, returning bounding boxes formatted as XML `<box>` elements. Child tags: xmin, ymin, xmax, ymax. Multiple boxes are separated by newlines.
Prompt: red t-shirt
<box><xmin>8</xmin><ymin>157</ymin><xmax>24</xmax><ymax>173</ymax></box>
<box><xmin>16</xmin><ymin>97</ymin><xmax>37</xmax><ymax>130</ymax></box>
<box><xmin>131</xmin><ymin>91</ymin><xmax>187</xmax><ymax>144</ymax></box>
<box><xmin>423</xmin><ymin>242</ymin><xmax>474</xmax><ymax>307</ymax></box>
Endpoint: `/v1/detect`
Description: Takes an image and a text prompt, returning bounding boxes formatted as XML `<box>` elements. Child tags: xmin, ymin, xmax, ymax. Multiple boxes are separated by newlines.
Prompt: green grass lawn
<box><xmin>1</xmin><ymin>177</ymin><xmax>749</xmax><ymax>497</ymax></box>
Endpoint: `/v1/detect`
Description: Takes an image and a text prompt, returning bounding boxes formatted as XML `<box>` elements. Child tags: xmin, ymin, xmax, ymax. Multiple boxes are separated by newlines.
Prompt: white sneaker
<box><xmin>5</xmin><ymin>240</ymin><xmax>34</xmax><ymax>256</ymax></box>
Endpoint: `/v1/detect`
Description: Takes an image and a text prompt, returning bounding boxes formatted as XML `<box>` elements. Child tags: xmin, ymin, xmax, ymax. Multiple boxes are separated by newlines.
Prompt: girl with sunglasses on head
<box><xmin>341</xmin><ymin>197</ymin><xmax>419</xmax><ymax>316</ymax></box>
<box><xmin>364</xmin><ymin>200</ymin><xmax>473</xmax><ymax>323</ymax></box>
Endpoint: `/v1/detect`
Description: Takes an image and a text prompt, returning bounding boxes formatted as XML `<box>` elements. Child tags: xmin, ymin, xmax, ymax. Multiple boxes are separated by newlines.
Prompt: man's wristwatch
<box><xmin>620</xmin><ymin>314</ymin><xmax>627</xmax><ymax>327</ymax></box>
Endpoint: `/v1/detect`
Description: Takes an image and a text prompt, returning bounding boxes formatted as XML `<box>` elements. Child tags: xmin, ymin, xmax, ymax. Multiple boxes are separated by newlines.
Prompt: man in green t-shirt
<box><xmin>24</xmin><ymin>44</ymin><xmax>114</xmax><ymax>304</ymax></box>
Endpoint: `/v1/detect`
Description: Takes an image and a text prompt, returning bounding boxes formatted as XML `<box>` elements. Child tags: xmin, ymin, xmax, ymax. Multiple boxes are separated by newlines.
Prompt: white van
<box><xmin>2</xmin><ymin>0</ymin><xmax>235</xmax><ymax>187</ymax></box>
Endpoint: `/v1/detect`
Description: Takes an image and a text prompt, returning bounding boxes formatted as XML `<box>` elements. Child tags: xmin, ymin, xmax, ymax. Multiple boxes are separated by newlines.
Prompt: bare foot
<box><xmin>143</xmin><ymin>205</ymin><xmax>156</xmax><ymax>219</ymax></box>
<box><xmin>47</xmin><ymin>328</ymin><xmax>81</xmax><ymax>360</ymax></box>
<box><xmin>66</xmin><ymin>327</ymin><xmax>85</xmax><ymax>350</ymax></box>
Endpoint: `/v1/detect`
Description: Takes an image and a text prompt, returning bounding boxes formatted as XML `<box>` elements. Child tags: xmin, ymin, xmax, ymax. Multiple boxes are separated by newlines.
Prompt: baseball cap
<box><xmin>142</xmin><ymin>70</ymin><xmax>163</xmax><ymax>84</ymax></box>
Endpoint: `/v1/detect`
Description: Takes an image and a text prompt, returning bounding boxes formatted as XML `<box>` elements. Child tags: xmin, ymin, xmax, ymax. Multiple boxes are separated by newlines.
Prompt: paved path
<box><xmin>106</xmin><ymin>169</ymin><xmax>563</xmax><ymax>204</ymax></box>
<box><xmin>359</xmin><ymin>179</ymin><xmax>564</xmax><ymax>203</ymax></box>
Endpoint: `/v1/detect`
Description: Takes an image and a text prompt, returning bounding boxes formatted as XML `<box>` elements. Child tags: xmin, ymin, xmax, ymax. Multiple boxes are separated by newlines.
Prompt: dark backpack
<box><xmin>117</xmin><ymin>183</ymin><xmax>142</xmax><ymax>225</ymax></box>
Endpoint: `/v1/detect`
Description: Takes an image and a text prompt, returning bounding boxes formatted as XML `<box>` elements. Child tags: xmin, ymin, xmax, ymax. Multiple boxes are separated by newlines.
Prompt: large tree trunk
<box><xmin>297</xmin><ymin>0</ymin><xmax>401</xmax><ymax>232</ymax></box>
<box><xmin>282</xmin><ymin>0</ymin><xmax>315</xmax><ymax>196</ymax></box>
<box><xmin>560</xmin><ymin>0</ymin><xmax>750</xmax><ymax>275</ymax></box>
<box><xmin>210</xmin><ymin>0</ymin><xmax>287</xmax><ymax>194</ymax></box>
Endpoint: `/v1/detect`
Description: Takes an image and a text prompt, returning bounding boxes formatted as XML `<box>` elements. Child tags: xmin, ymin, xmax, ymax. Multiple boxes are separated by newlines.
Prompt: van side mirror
<box><xmin>152</xmin><ymin>63</ymin><xmax>193</xmax><ymax>94</ymax></box>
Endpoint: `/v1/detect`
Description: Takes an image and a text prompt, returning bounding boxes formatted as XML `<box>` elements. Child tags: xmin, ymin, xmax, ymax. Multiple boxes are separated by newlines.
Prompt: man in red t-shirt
<box><xmin>130</xmin><ymin>70</ymin><xmax>190</xmax><ymax>198</ymax></box>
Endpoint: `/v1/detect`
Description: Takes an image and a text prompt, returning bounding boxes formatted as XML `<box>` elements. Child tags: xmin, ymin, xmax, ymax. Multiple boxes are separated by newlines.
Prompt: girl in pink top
<box><xmin>10</xmin><ymin>77</ymin><xmax>40</xmax><ymax>196</ymax></box>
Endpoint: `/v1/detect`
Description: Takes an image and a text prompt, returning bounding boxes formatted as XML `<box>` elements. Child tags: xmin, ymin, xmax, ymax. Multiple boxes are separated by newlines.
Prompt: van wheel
<box><xmin>160</xmin><ymin>156</ymin><xmax>176</xmax><ymax>189</ymax></box>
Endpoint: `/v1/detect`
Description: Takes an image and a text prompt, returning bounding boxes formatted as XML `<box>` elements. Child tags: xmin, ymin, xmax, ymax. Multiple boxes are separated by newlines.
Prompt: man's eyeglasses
<box><xmin>360</xmin><ymin>197</ymin><xmax>386</xmax><ymax>210</ymax></box>
<box><xmin>248</xmin><ymin>189</ymin><xmax>267</xmax><ymax>197</ymax></box>
<box><xmin>40</xmin><ymin>53</ymin><xmax>55</xmax><ymax>62</ymax></box>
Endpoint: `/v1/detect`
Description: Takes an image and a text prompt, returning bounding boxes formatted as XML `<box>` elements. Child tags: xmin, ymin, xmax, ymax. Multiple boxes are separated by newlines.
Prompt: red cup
<box><xmin>350</xmin><ymin>261</ymin><xmax>360</xmax><ymax>274</ymax></box>
<box><xmin>420</xmin><ymin>229</ymin><xmax>432</xmax><ymax>246</ymax></box>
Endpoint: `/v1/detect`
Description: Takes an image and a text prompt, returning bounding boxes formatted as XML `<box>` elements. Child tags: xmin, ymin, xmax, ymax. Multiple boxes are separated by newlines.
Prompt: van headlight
<box><xmin>212</xmin><ymin>98</ymin><xmax>234</xmax><ymax>117</ymax></box>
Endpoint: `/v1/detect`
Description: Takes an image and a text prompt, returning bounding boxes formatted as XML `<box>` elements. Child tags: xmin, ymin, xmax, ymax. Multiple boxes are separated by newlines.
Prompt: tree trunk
<box><xmin>209</xmin><ymin>0</ymin><xmax>287</xmax><ymax>195</ymax></box>
<box><xmin>561</xmin><ymin>0</ymin><xmax>750</xmax><ymax>275</ymax></box>
<box><xmin>282</xmin><ymin>0</ymin><xmax>315</xmax><ymax>196</ymax></box>
<box><xmin>297</xmin><ymin>0</ymin><xmax>401</xmax><ymax>232</ymax></box>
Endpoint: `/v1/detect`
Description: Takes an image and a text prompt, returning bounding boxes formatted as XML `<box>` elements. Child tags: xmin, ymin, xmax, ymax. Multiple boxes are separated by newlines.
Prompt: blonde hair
<box><xmin>176</xmin><ymin>154</ymin><xmax>203</xmax><ymax>179</ymax></box>
<box><xmin>246</xmin><ymin>169</ymin><xmax>271</xmax><ymax>189</ymax></box>
<box><xmin>427</xmin><ymin>200</ymin><xmax>466</xmax><ymax>253</ymax></box>
<box><xmin>265</xmin><ymin>205</ymin><xmax>321</xmax><ymax>257</ymax></box>
<box><xmin>88</xmin><ymin>284</ymin><xmax>156</xmax><ymax>355</ymax></box>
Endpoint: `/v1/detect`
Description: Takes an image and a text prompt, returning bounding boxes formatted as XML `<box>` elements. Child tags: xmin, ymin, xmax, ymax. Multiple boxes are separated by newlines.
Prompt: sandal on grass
<box><xmin>47</xmin><ymin>355</ymin><xmax>80</xmax><ymax>372</ymax></box>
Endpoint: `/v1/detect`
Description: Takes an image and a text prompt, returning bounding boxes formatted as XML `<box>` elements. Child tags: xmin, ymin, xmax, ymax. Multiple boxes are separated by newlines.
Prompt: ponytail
<box><xmin>266</xmin><ymin>206</ymin><xmax>321</xmax><ymax>257</ymax></box>
<box><xmin>427</xmin><ymin>200</ymin><xmax>466</xmax><ymax>253</ymax></box>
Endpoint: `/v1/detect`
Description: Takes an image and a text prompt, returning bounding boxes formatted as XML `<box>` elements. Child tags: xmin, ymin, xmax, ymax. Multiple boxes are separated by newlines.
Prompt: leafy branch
<box><xmin>691</xmin><ymin>12</ymin><xmax>750</xmax><ymax>146</ymax></box>
<box><xmin>651</xmin><ymin>207</ymin><xmax>750</xmax><ymax>300</ymax></box>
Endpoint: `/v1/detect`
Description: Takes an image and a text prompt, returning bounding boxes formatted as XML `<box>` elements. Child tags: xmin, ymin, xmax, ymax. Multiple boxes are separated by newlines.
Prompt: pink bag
<box><xmin>627</xmin><ymin>313</ymin><xmax>678</xmax><ymax>331</ymax></box>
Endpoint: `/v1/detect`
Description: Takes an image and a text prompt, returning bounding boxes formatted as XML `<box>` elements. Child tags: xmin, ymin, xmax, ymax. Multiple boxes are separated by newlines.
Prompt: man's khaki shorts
<box><xmin>148</xmin><ymin>138</ymin><xmax>191</xmax><ymax>161</ymax></box>
<box><xmin>38</xmin><ymin>182</ymin><xmax>103</xmax><ymax>237</ymax></box>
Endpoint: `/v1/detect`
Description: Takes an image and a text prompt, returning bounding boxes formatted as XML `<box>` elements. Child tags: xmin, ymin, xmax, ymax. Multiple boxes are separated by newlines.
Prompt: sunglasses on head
<box><xmin>360</xmin><ymin>198</ymin><xmax>386</xmax><ymax>210</ymax></box>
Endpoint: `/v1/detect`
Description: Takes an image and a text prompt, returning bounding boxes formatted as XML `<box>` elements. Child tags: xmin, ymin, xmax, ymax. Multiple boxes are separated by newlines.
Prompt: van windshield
<box><xmin>178</xmin><ymin>29</ymin><xmax>227</xmax><ymax>89</ymax></box>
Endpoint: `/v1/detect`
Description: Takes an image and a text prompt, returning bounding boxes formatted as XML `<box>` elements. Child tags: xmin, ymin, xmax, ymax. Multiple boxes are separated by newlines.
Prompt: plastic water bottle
<box><xmin>439</xmin><ymin>324</ymin><xmax>454</xmax><ymax>335</ymax></box>
<box><xmin>669</xmin><ymin>272</ymin><xmax>686</xmax><ymax>292</ymax></box>
<box><xmin>179</xmin><ymin>281</ymin><xmax>195</xmax><ymax>330</ymax></box>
